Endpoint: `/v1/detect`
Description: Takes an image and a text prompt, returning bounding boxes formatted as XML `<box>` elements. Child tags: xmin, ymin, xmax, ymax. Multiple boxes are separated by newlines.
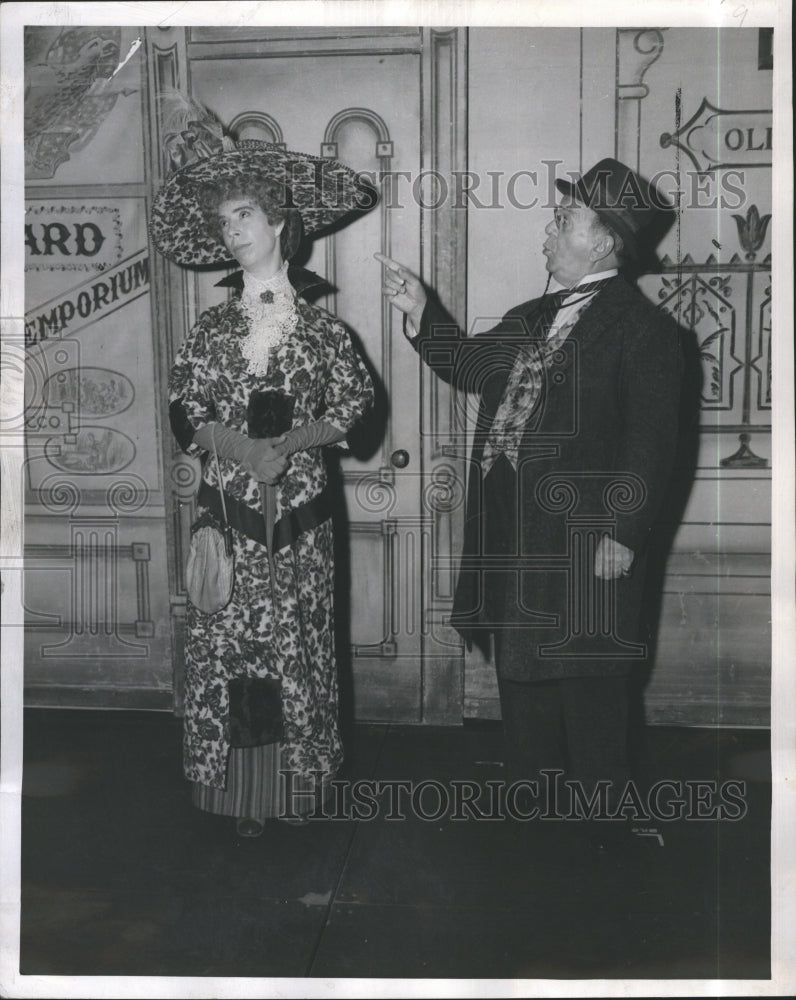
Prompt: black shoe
<box><xmin>236</xmin><ymin>817</ymin><xmax>265</xmax><ymax>838</ymax></box>
<box><xmin>280</xmin><ymin>813</ymin><xmax>310</xmax><ymax>826</ymax></box>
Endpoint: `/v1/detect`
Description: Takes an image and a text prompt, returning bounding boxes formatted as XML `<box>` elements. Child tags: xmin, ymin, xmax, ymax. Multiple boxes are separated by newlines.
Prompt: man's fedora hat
<box><xmin>555</xmin><ymin>158</ymin><xmax>671</xmax><ymax>262</ymax></box>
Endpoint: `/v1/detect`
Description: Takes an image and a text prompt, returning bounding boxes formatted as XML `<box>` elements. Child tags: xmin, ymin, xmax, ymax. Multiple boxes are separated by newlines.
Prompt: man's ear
<box><xmin>590</xmin><ymin>230</ymin><xmax>615</xmax><ymax>262</ymax></box>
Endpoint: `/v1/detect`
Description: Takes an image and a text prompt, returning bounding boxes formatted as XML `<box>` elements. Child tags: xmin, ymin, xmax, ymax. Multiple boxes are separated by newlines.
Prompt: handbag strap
<box><xmin>209</xmin><ymin>424</ymin><xmax>228</xmax><ymax>528</ymax></box>
<box><xmin>209</xmin><ymin>425</ymin><xmax>234</xmax><ymax>557</ymax></box>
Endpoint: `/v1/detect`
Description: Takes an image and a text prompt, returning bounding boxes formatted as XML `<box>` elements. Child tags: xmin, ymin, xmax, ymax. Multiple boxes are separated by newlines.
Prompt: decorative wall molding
<box><xmin>419</xmin><ymin>27</ymin><xmax>468</xmax><ymax>722</ymax></box>
<box><xmin>719</xmin><ymin>432</ymin><xmax>768</xmax><ymax>469</ymax></box>
<box><xmin>186</xmin><ymin>27</ymin><xmax>423</xmax><ymax>59</ymax></box>
<box><xmin>350</xmin><ymin>520</ymin><xmax>399</xmax><ymax>658</ymax></box>
<box><xmin>322</xmin><ymin>106</ymin><xmax>394</xmax><ymax>472</ymax></box>
<box><xmin>322</xmin><ymin>107</ymin><xmax>392</xmax><ymax>152</ymax></box>
<box><xmin>424</xmin><ymin>462</ymin><xmax>465</xmax><ymax>602</ymax></box>
<box><xmin>24</xmin><ymin>527</ymin><xmax>154</xmax><ymax>653</ymax></box>
<box><xmin>658</xmin><ymin>252</ymin><xmax>771</xmax><ymax>273</ymax></box>
<box><xmin>228</xmin><ymin>111</ymin><xmax>285</xmax><ymax>146</ymax></box>
<box><xmin>23</xmin><ymin>684</ymin><xmax>173</xmax><ymax>710</ymax></box>
<box><xmin>755</xmin><ymin>280</ymin><xmax>771</xmax><ymax>412</ymax></box>
<box><xmin>617</xmin><ymin>28</ymin><xmax>666</xmax><ymax>99</ymax></box>
<box><xmin>615</xmin><ymin>28</ymin><xmax>665</xmax><ymax>169</ymax></box>
<box><xmin>146</xmin><ymin>26</ymin><xmax>194</xmax><ymax>621</ymax></box>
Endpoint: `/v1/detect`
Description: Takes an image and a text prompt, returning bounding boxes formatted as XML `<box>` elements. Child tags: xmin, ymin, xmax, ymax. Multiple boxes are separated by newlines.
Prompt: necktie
<box><xmin>528</xmin><ymin>288</ymin><xmax>574</xmax><ymax>337</ymax></box>
<box><xmin>528</xmin><ymin>276</ymin><xmax>617</xmax><ymax>337</ymax></box>
<box><xmin>481</xmin><ymin>278</ymin><xmax>615</xmax><ymax>474</ymax></box>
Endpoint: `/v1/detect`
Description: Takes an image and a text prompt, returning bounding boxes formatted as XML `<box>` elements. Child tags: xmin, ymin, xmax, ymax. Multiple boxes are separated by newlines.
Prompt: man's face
<box><xmin>542</xmin><ymin>199</ymin><xmax>602</xmax><ymax>287</ymax></box>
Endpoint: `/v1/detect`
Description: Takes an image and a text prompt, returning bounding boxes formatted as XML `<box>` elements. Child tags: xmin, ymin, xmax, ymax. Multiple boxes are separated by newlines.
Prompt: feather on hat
<box><xmin>150</xmin><ymin>91</ymin><xmax>377</xmax><ymax>267</ymax></box>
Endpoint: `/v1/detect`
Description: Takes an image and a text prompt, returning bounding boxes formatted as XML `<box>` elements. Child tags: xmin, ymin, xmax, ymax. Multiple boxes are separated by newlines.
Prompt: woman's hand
<box><xmin>375</xmin><ymin>253</ymin><xmax>427</xmax><ymax>331</ymax></box>
<box><xmin>245</xmin><ymin>435</ymin><xmax>289</xmax><ymax>485</ymax></box>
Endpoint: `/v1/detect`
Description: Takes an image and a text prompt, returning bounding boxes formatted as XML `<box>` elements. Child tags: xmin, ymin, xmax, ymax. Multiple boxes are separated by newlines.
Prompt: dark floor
<box><xmin>19</xmin><ymin>708</ymin><xmax>770</xmax><ymax>981</ymax></box>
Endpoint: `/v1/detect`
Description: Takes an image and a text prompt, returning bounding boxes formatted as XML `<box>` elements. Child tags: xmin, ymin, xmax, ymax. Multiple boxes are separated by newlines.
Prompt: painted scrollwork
<box><xmin>657</xmin><ymin>273</ymin><xmax>737</xmax><ymax>407</ymax></box>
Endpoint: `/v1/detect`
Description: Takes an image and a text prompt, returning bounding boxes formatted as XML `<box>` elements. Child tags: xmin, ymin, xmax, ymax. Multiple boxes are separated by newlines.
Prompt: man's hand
<box><xmin>594</xmin><ymin>536</ymin><xmax>634</xmax><ymax>579</ymax></box>
<box><xmin>245</xmin><ymin>436</ymin><xmax>289</xmax><ymax>485</ymax></box>
<box><xmin>375</xmin><ymin>253</ymin><xmax>427</xmax><ymax>331</ymax></box>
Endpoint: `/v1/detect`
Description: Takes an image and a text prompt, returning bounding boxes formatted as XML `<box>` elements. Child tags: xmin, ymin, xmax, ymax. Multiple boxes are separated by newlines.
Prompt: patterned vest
<box><xmin>481</xmin><ymin>278</ymin><xmax>615</xmax><ymax>474</ymax></box>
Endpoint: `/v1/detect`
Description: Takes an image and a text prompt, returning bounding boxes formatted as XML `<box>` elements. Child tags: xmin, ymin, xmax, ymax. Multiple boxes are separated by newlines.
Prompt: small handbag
<box><xmin>185</xmin><ymin>426</ymin><xmax>234</xmax><ymax>614</ymax></box>
<box><xmin>228</xmin><ymin>675</ymin><xmax>284</xmax><ymax>748</ymax></box>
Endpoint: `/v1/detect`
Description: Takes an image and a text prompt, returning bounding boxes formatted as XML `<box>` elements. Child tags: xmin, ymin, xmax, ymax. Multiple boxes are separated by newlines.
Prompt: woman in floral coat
<box><xmin>150</xmin><ymin>104</ymin><xmax>375</xmax><ymax>836</ymax></box>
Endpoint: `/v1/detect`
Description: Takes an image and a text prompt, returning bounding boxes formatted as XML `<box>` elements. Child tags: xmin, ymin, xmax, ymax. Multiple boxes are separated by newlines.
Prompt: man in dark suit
<box><xmin>377</xmin><ymin>159</ymin><xmax>681</xmax><ymax>837</ymax></box>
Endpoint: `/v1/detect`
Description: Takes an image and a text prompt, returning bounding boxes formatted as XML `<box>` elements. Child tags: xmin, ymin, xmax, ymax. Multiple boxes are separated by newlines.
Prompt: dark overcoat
<box><xmin>410</xmin><ymin>276</ymin><xmax>682</xmax><ymax>682</ymax></box>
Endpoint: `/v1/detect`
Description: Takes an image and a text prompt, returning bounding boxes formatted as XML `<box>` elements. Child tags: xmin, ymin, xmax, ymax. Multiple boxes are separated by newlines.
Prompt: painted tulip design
<box><xmin>732</xmin><ymin>204</ymin><xmax>771</xmax><ymax>260</ymax></box>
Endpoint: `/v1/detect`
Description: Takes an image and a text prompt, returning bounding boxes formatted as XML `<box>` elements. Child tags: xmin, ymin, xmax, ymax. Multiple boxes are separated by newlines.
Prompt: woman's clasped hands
<box><xmin>244</xmin><ymin>435</ymin><xmax>289</xmax><ymax>485</ymax></box>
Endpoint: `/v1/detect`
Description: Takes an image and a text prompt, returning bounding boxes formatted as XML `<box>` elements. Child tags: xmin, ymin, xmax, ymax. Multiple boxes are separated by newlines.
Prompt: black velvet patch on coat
<box><xmin>228</xmin><ymin>676</ymin><xmax>284</xmax><ymax>747</ymax></box>
<box><xmin>246</xmin><ymin>390</ymin><xmax>295</xmax><ymax>439</ymax></box>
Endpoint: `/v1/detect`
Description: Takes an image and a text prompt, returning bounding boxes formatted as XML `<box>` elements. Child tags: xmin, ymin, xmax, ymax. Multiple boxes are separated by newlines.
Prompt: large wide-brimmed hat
<box><xmin>150</xmin><ymin>95</ymin><xmax>376</xmax><ymax>266</ymax></box>
<box><xmin>555</xmin><ymin>158</ymin><xmax>671</xmax><ymax>262</ymax></box>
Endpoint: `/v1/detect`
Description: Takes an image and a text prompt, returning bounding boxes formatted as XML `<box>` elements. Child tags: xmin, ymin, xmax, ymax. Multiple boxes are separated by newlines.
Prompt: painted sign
<box><xmin>660</xmin><ymin>98</ymin><xmax>772</xmax><ymax>173</ymax></box>
<box><xmin>25</xmin><ymin>204</ymin><xmax>123</xmax><ymax>272</ymax></box>
<box><xmin>25</xmin><ymin>248</ymin><xmax>150</xmax><ymax>347</ymax></box>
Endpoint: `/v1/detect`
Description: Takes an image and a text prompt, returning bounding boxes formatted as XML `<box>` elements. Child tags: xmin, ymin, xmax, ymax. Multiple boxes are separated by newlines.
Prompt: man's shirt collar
<box><xmin>549</xmin><ymin>267</ymin><xmax>619</xmax><ymax>294</ymax></box>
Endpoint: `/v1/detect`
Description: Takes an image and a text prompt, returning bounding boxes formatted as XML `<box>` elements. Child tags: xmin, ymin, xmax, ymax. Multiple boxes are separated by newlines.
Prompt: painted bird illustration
<box><xmin>24</xmin><ymin>27</ymin><xmax>138</xmax><ymax>177</ymax></box>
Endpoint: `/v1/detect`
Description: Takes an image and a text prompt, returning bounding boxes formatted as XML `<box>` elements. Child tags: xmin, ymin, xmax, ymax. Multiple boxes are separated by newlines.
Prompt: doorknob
<box><xmin>390</xmin><ymin>449</ymin><xmax>410</xmax><ymax>468</ymax></box>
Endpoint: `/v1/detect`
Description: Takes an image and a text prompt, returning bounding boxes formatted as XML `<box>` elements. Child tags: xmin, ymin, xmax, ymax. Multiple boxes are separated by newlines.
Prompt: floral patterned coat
<box><xmin>169</xmin><ymin>278</ymin><xmax>373</xmax><ymax>789</ymax></box>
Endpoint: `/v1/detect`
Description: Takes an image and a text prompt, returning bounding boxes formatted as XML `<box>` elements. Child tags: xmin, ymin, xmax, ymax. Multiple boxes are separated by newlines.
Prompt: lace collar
<box><xmin>238</xmin><ymin>262</ymin><xmax>299</xmax><ymax>376</ymax></box>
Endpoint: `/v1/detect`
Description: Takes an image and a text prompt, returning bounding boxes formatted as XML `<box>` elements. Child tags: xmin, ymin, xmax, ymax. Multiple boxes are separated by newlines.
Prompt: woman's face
<box><xmin>216</xmin><ymin>197</ymin><xmax>285</xmax><ymax>279</ymax></box>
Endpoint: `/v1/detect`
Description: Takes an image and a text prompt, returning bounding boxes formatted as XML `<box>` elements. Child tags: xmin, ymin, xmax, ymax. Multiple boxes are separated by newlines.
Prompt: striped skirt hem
<box><xmin>191</xmin><ymin>742</ymin><xmax>329</xmax><ymax>820</ymax></box>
